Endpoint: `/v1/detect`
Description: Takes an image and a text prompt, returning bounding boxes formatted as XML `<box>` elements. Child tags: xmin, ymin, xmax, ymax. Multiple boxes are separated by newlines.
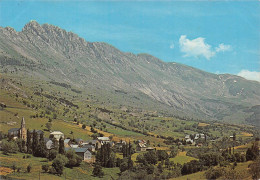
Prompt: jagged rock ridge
<box><xmin>1</xmin><ymin>21</ymin><xmax>260</xmax><ymax>124</ymax></box>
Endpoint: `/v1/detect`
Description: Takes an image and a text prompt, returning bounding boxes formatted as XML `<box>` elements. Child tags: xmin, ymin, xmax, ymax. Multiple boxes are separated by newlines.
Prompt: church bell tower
<box><xmin>20</xmin><ymin>117</ymin><xmax>27</xmax><ymax>141</ymax></box>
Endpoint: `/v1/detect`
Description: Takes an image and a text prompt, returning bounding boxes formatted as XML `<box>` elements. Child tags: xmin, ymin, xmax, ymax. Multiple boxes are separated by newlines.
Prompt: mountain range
<box><xmin>0</xmin><ymin>21</ymin><xmax>259</xmax><ymax>125</ymax></box>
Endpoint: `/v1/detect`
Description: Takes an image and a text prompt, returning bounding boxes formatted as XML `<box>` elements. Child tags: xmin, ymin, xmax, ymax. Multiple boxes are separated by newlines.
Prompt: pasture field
<box><xmin>198</xmin><ymin>122</ymin><xmax>210</xmax><ymax>127</ymax></box>
<box><xmin>170</xmin><ymin>151</ymin><xmax>197</xmax><ymax>165</ymax></box>
<box><xmin>0</xmin><ymin>151</ymin><xmax>120</xmax><ymax>180</ymax></box>
<box><xmin>172</xmin><ymin>170</ymin><xmax>206</xmax><ymax>180</ymax></box>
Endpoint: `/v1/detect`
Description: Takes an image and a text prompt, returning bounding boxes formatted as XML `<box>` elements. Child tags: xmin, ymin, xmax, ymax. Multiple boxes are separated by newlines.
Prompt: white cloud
<box><xmin>179</xmin><ymin>35</ymin><xmax>231</xmax><ymax>60</ymax></box>
<box><xmin>179</xmin><ymin>35</ymin><xmax>215</xmax><ymax>60</ymax></box>
<box><xmin>215</xmin><ymin>43</ymin><xmax>232</xmax><ymax>52</ymax></box>
<box><xmin>237</xmin><ymin>70</ymin><xmax>260</xmax><ymax>82</ymax></box>
<box><xmin>170</xmin><ymin>43</ymin><xmax>175</xmax><ymax>49</ymax></box>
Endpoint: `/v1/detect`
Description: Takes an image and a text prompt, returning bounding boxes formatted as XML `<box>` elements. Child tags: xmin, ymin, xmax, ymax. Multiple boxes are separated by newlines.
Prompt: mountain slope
<box><xmin>1</xmin><ymin>21</ymin><xmax>260</xmax><ymax>124</ymax></box>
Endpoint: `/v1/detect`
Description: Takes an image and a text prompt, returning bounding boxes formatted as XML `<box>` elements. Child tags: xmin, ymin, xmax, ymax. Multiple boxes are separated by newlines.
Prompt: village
<box><xmin>6</xmin><ymin>117</ymin><xmax>157</xmax><ymax>162</ymax></box>
<box><xmin>1</xmin><ymin>112</ymin><xmax>259</xmax><ymax>179</ymax></box>
<box><xmin>6</xmin><ymin>117</ymin><xmax>208</xmax><ymax>163</ymax></box>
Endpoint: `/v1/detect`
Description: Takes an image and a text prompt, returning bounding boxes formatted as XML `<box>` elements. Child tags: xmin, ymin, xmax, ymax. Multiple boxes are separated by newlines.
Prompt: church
<box><xmin>8</xmin><ymin>117</ymin><xmax>27</xmax><ymax>140</ymax></box>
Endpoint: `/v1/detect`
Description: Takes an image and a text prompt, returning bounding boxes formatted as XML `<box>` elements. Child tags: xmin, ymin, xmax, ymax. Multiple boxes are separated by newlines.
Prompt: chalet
<box><xmin>136</xmin><ymin>143</ymin><xmax>147</xmax><ymax>152</ymax></box>
<box><xmin>97</xmin><ymin>137</ymin><xmax>110</xmax><ymax>145</ymax></box>
<box><xmin>81</xmin><ymin>144</ymin><xmax>95</xmax><ymax>152</ymax></box>
<box><xmin>65</xmin><ymin>148</ymin><xmax>93</xmax><ymax>161</ymax></box>
<box><xmin>84</xmin><ymin>150</ymin><xmax>93</xmax><ymax>161</ymax></box>
<box><xmin>115</xmin><ymin>140</ymin><xmax>126</xmax><ymax>151</ymax></box>
<box><xmin>138</xmin><ymin>140</ymin><xmax>147</xmax><ymax>144</ymax></box>
<box><xmin>85</xmin><ymin>140</ymin><xmax>101</xmax><ymax>149</ymax></box>
<box><xmin>200</xmin><ymin>134</ymin><xmax>205</xmax><ymax>139</ymax></box>
<box><xmin>50</xmin><ymin>131</ymin><xmax>64</xmax><ymax>140</ymax></box>
<box><xmin>75</xmin><ymin>138</ymin><xmax>84</xmax><ymax>145</ymax></box>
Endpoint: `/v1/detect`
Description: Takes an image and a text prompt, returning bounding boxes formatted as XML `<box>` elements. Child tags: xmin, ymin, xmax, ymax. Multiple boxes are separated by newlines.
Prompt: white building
<box><xmin>50</xmin><ymin>131</ymin><xmax>64</xmax><ymax>140</ymax></box>
<box><xmin>97</xmin><ymin>137</ymin><xmax>110</xmax><ymax>144</ymax></box>
<box><xmin>84</xmin><ymin>150</ymin><xmax>92</xmax><ymax>160</ymax></box>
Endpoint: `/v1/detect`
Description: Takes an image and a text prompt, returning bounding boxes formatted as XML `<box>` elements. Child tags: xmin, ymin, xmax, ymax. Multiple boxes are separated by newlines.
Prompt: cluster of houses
<box><xmin>7</xmin><ymin>117</ymin><xmax>155</xmax><ymax>162</ymax></box>
<box><xmin>136</xmin><ymin>139</ymin><xmax>155</xmax><ymax>152</ymax></box>
<box><xmin>185</xmin><ymin>133</ymin><xmax>206</xmax><ymax>146</ymax></box>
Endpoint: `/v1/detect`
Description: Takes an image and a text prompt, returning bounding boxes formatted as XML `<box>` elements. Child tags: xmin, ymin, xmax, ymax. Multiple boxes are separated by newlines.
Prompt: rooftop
<box><xmin>65</xmin><ymin>147</ymin><xmax>89</xmax><ymax>153</ymax></box>
<box><xmin>64</xmin><ymin>139</ymin><xmax>71</xmax><ymax>143</ymax></box>
<box><xmin>8</xmin><ymin>128</ymin><xmax>20</xmax><ymax>132</ymax></box>
<box><xmin>50</xmin><ymin>131</ymin><xmax>64</xmax><ymax>135</ymax></box>
<box><xmin>97</xmin><ymin>137</ymin><xmax>110</xmax><ymax>141</ymax></box>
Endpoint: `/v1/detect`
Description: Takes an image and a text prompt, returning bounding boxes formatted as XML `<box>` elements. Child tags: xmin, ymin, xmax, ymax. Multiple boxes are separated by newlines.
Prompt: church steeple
<box><xmin>21</xmin><ymin>117</ymin><xmax>25</xmax><ymax>128</ymax></box>
<box><xmin>20</xmin><ymin>117</ymin><xmax>27</xmax><ymax>141</ymax></box>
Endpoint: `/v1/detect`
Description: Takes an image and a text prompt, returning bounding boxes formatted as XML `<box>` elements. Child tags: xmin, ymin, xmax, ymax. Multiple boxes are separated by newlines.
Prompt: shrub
<box><xmin>27</xmin><ymin>164</ymin><xmax>32</xmax><ymax>173</ymax></box>
<box><xmin>65</xmin><ymin>149</ymin><xmax>82</xmax><ymax>167</ymax></box>
<box><xmin>42</xmin><ymin>164</ymin><xmax>49</xmax><ymax>172</ymax></box>
<box><xmin>48</xmin><ymin>149</ymin><xmax>58</xmax><ymax>160</ymax></box>
<box><xmin>12</xmin><ymin>163</ymin><xmax>17</xmax><ymax>172</ymax></box>
<box><xmin>205</xmin><ymin>167</ymin><xmax>224</xmax><ymax>179</ymax></box>
<box><xmin>52</xmin><ymin>154</ymin><xmax>68</xmax><ymax>176</ymax></box>
<box><xmin>1</xmin><ymin>140</ymin><xmax>18</xmax><ymax>154</ymax></box>
<box><xmin>49</xmin><ymin>166</ymin><xmax>56</xmax><ymax>174</ymax></box>
<box><xmin>120</xmin><ymin>161</ymin><xmax>128</xmax><ymax>173</ymax></box>
<box><xmin>92</xmin><ymin>163</ymin><xmax>104</xmax><ymax>177</ymax></box>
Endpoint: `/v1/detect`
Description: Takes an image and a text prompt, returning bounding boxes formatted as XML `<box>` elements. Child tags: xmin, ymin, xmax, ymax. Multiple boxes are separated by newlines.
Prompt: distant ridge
<box><xmin>1</xmin><ymin>21</ymin><xmax>260</xmax><ymax>125</ymax></box>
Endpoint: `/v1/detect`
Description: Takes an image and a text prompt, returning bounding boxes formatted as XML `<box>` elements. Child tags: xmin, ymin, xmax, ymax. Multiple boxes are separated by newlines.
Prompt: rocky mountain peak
<box><xmin>22</xmin><ymin>20</ymin><xmax>42</xmax><ymax>32</ymax></box>
<box><xmin>1</xmin><ymin>22</ymin><xmax>260</xmax><ymax>125</ymax></box>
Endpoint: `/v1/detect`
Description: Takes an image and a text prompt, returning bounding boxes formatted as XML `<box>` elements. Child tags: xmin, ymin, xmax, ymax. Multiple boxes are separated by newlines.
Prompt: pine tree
<box><xmin>59</xmin><ymin>137</ymin><xmax>65</xmax><ymax>154</ymax></box>
<box><xmin>103</xmin><ymin>144</ymin><xmax>109</xmax><ymax>167</ymax></box>
<box><xmin>38</xmin><ymin>133</ymin><xmax>46</xmax><ymax>157</ymax></box>
<box><xmin>127</xmin><ymin>156</ymin><xmax>133</xmax><ymax>169</ymax></box>
<box><xmin>26</xmin><ymin>129</ymin><xmax>32</xmax><ymax>154</ymax></box>
<box><xmin>233</xmin><ymin>132</ymin><xmax>236</xmax><ymax>141</ymax></box>
<box><xmin>96</xmin><ymin>143</ymin><xmax>115</xmax><ymax>168</ymax></box>
<box><xmin>128</xmin><ymin>141</ymin><xmax>131</xmax><ymax>157</ymax></box>
<box><xmin>122</xmin><ymin>144</ymin><xmax>127</xmax><ymax>158</ymax></box>
<box><xmin>22</xmin><ymin>139</ymin><xmax>26</xmax><ymax>152</ymax></box>
<box><xmin>122</xmin><ymin>141</ymin><xmax>133</xmax><ymax>158</ymax></box>
<box><xmin>92</xmin><ymin>163</ymin><xmax>104</xmax><ymax>177</ymax></box>
<box><xmin>32</xmin><ymin>130</ymin><xmax>39</xmax><ymax>155</ymax></box>
<box><xmin>53</xmin><ymin>139</ymin><xmax>59</xmax><ymax>150</ymax></box>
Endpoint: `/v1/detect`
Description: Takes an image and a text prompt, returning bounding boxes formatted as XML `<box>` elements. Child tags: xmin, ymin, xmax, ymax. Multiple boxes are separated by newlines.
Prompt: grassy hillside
<box><xmin>0</xmin><ymin>73</ymin><xmax>259</xmax><ymax>180</ymax></box>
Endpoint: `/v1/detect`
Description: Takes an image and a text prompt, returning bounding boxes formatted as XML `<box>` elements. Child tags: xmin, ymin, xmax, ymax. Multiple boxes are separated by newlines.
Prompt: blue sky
<box><xmin>0</xmin><ymin>1</ymin><xmax>259</xmax><ymax>81</ymax></box>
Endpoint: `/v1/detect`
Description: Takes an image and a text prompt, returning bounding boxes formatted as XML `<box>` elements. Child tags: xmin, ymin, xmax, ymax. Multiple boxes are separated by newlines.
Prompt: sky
<box><xmin>0</xmin><ymin>0</ymin><xmax>259</xmax><ymax>82</ymax></box>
